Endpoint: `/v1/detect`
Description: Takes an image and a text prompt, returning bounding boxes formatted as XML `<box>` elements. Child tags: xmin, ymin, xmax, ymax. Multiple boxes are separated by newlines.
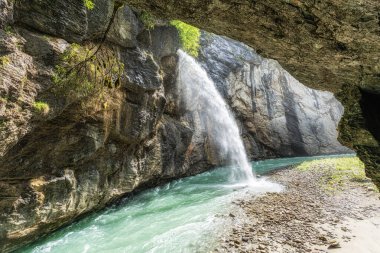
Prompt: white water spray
<box><xmin>177</xmin><ymin>50</ymin><xmax>255</xmax><ymax>185</ymax></box>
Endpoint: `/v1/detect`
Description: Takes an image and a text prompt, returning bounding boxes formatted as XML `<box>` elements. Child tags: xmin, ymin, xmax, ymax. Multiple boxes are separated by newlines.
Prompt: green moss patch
<box><xmin>83</xmin><ymin>0</ymin><xmax>95</xmax><ymax>10</ymax></box>
<box><xmin>0</xmin><ymin>56</ymin><xmax>10</xmax><ymax>67</ymax></box>
<box><xmin>33</xmin><ymin>101</ymin><xmax>50</xmax><ymax>115</ymax></box>
<box><xmin>296</xmin><ymin>157</ymin><xmax>376</xmax><ymax>192</ymax></box>
<box><xmin>170</xmin><ymin>20</ymin><xmax>201</xmax><ymax>57</ymax></box>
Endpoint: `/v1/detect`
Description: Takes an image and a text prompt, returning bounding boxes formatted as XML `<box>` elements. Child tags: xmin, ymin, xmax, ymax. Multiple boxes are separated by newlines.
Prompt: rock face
<box><xmin>0</xmin><ymin>1</ymin><xmax>350</xmax><ymax>251</ymax></box>
<box><xmin>0</xmin><ymin>2</ymin><xmax>191</xmax><ymax>251</ymax></box>
<box><xmin>123</xmin><ymin>0</ymin><xmax>380</xmax><ymax>190</ymax></box>
<box><xmin>13</xmin><ymin>0</ymin><xmax>139</xmax><ymax>47</ymax></box>
<box><xmin>198</xmin><ymin>34</ymin><xmax>351</xmax><ymax>159</ymax></box>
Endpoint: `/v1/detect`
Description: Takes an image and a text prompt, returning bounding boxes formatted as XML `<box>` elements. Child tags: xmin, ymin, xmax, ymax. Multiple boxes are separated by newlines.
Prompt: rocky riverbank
<box><xmin>217</xmin><ymin>157</ymin><xmax>380</xmax><ymax>253</ymax></box>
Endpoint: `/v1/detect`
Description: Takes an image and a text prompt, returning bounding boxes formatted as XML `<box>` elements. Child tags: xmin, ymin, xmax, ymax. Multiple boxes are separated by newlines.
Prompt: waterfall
<box><xmin>177</xmin><ymin>50</ymin><xmax>255</xmax><ymax>185</ymax></box>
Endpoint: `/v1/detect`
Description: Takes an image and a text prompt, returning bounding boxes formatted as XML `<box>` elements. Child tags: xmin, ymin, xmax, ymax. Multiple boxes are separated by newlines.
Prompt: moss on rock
<box><xmin>170</xmin><ymin>20</ymin><xmax>200</xmax><ymax>57</ymax></box>
<box><xmin>296</xmin><ymin>156</ymin><xmax>376</xmax><ymax>192</ymax></box>
<box><xmin>33</xmin><ymin>101</ymin><xmax>50</xmax><ymax>115</ymax></box>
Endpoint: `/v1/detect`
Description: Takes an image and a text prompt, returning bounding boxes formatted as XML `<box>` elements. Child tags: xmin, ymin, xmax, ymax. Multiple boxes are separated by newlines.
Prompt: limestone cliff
<box><xmin>198</xmin><ymin>33</ymin><xmax>351</xmax><ymax>159</ymax></box>
<box><xmin>0</xmin><ymin>0</ymin><xmax>350</xmax><ymax>251</ymax></box>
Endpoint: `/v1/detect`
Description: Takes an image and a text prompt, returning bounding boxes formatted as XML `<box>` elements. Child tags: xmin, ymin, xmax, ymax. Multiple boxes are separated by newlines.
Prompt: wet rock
<box><xmin>123</xmin><ymin>48</ymin><xmax>162</xmax><ymax>92</ymax></box>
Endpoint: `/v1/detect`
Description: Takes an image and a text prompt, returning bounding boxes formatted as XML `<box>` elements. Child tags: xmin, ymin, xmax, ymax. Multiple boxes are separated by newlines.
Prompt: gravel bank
<box><xmin>216</xmin><ymin>160</ymin><xmax>380</xmax><ymax>253</ymax></box>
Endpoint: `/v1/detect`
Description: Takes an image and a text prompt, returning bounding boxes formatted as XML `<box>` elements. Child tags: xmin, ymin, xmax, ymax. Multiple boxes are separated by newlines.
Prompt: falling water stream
<box><xmin>177</xmin><ymin>50</ymin><xmax>254</xmax><ymax>184</ymax></box>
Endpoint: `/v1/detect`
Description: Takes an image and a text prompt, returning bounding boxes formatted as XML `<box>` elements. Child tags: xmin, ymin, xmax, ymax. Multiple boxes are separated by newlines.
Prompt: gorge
<box><xmin>0</xmin><ymin>0</ymin><xmax>379</xmax><ymax>252</ymax></box>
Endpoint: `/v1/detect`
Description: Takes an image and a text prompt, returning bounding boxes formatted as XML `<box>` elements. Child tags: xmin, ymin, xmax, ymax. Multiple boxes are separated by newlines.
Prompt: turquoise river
<box><xmin>19</xmin><ymin>154</ymin><xmax>354</xmax><ymax>253</ymax></box>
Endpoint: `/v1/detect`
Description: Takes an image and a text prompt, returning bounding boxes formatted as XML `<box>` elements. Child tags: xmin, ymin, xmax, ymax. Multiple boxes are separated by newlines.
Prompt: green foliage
<box><xmin>33</xmin><ymin>101</ymin><xmax>50</xmax><ymax>115</ymax></box>
<box><xmin>0</xmin><ymin>97</ymin><xmax>8</xmax><ymax>106</ymax></box>
<box><xmin>170</xmin><ymin>20</ymin><xmax>201</xmax><ymax>57</ymax></box>
<box><xmin>4</xmin><ymin>25</ymin><xmax>14</xmax><ymax>35</ymax></box>
<box><xmin>83</xmin><ymin>0</ymin><xmax>95</xmax><ymax>10</ymax></box>
<box><xmin>140</xmin><ymin>11</ymin><xmax>156</xmax><ymax>30</ymax></box>
<box><xmin>53</xmin><ymin>43</ymin><xmax>93</xmax><ymax>97</ymax></box>
<box><xmin>52</xmin><ymin>43</ymin><xmax>124</xmax><ymax>100</ymax></box>
<box><xmin>0</xmin><ymin>56</ymin><xmax>10</xmax><ymax>67</ymax></box>
<box><xmin>296</xmin><ymin>157</ymin><xmax>375</xmax><ymax>192</ymax></box>
<box><xmin>0</xmin><ymin>119</ymin><xmax>5</xmax><ymax>128</ymax></box>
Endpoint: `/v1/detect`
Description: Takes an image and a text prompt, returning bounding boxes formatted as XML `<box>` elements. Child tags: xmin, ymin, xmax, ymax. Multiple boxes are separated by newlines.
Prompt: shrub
<box><xmin>83</xmin><ymin>0</ymin><xmax>95</xmax><ymax>10</ymax></box>
<box><xmin>140</xmin><ymin>11</ymin><xmax>156</xmax><ymax>30</ymax></box>
<box><xmin>5</xmin><ymin>26</ymin><xmax>14</xmax><ymax>35</ymax></box>
<box><xmin>170</xmin><ymin>20</ymin><xmax>201</xmax><ymax>57</ymax></box>
<box><xmin>33</xmin><ymin>101</ymin><xmax>50</xmax><ymax>115</ymax></box>
<box><xmin>52</xmin><ymin>43</ymin><xmax>124</xmax><ymax>100</ymax></box>
<box><xmin>0</xmin><ymin>56</ymin><xmax>10</xmax><ymax>67</ymax></box>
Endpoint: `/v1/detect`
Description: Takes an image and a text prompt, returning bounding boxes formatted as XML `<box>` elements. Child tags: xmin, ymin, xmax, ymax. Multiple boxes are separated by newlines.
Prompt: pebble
<box><xmin>328</xmin><ymin>241</ymin><xmax>341</xmax><ymax>249</ymax></box>
<box><xmin>242</xmin><ymin>237</ymin><xmax>249</xmax><ymax>242</ymax></box>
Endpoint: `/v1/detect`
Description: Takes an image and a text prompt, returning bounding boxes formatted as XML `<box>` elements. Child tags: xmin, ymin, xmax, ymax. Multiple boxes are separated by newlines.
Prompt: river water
<box><xmin>19</xmin><ymin>154</ymin><xmax>353</xmax><ymax>253</ymax></box>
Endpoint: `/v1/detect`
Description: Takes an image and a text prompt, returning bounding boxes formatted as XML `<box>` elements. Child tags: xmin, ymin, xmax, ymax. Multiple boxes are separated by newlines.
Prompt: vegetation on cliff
<box><xmin>52</xmin><ymin>43</ymin><xmax>124</xmax><ymax>100</ymax></box>
<box><xmin>32</xmin><ymin>101</ymin><xmax>50</xmax><ymax>115</ymax></box>
<box><xmin>83</xmin><ymin>0</ymin><xmax>95</xmax><ymax>10</ymax></box>
<box><xmin>170</xmin><ymin>20</ymin><xmax>200</xmax><ymax>57</ymax></box>
<box><xmin>0</xmin><ymin>55</ymin><xmax>10</xmax><ymax>67</ymax></box>
<box><xmin>140</xmin><ymin>11</ymin><xmax>156</xmax><ymax>30</ymax></box>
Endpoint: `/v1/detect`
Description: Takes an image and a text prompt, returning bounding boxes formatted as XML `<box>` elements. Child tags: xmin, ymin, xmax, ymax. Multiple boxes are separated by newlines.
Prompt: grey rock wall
<box><xmin>199</xmin><ymin>33</ymin><xmax>352</xmax><ymax>159</ymax></box>
<box><xmin>0</xmin><ymin>2</ymin><xmax>192</xmax><ymax>251</ymax></box>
